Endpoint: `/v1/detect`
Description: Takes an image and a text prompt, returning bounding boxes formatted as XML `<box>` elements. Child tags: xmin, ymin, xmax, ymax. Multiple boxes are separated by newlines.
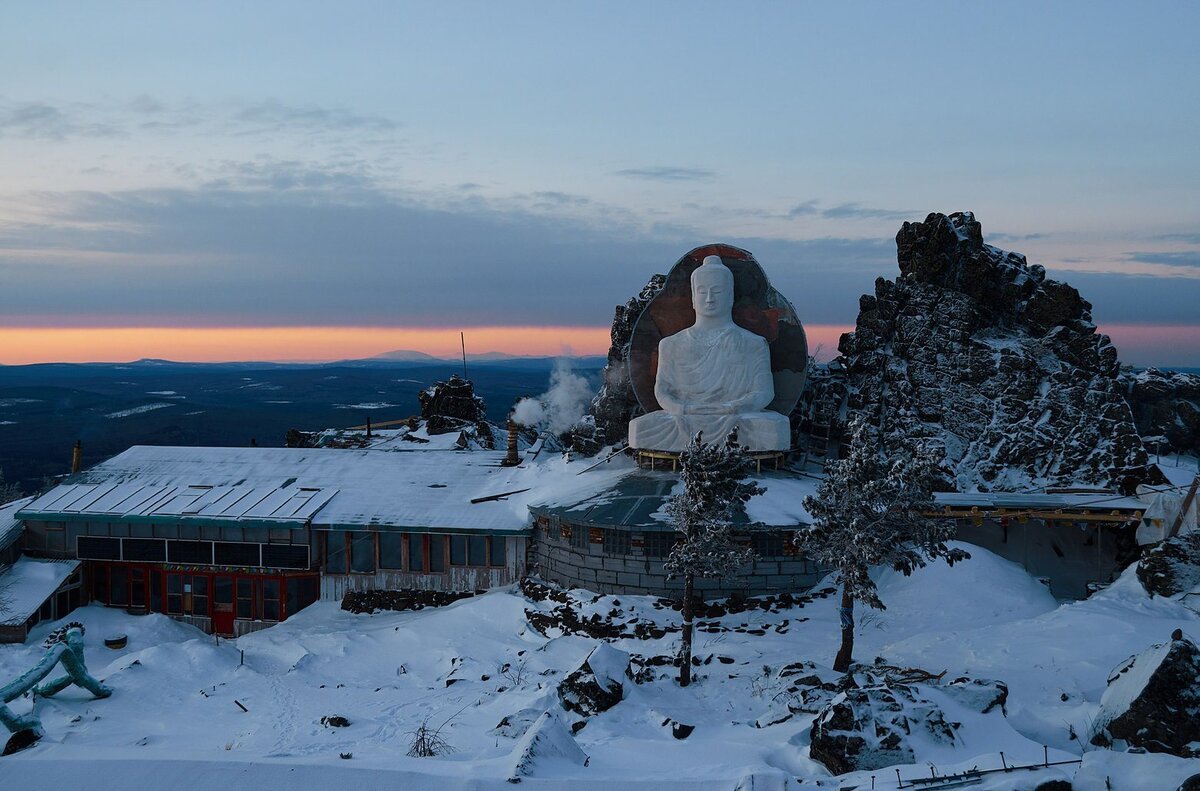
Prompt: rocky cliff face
<box><xmin>1123</xmin><ymin>367</ymin><xmax>1200</xmax><ymax>456</ymax></box>
<box><xmin>836</xmin><ymin>211</ymin><xmax>1150</xmax><ymax>491</ymax></box>
<box><xmin>569</xmin><ymin>274</ymin><xmax>665</xmax><ymax>453</ymax></box>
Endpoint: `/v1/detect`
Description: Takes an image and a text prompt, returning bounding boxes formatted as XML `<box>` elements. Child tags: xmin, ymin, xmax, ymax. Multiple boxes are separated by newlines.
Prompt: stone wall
<box><xmin>529</xmin><ymin>516</ymin><xmax>824</xmax><ymax>598</ymax></box>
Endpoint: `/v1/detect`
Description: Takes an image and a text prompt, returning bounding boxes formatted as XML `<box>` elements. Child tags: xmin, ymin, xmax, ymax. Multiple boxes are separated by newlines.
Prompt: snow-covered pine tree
<box><xmin>797</xmin><ymin>414</ymin><xmax>969</xmax><ymax>672</ymax></box>
<box><xmin>664</xmin><ymin>430</ymin><xmax>763</xmax><ymax>686</ymax></box>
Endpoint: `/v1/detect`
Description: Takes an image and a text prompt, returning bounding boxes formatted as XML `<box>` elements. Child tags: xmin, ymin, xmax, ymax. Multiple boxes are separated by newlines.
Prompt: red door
<box><xmin>212</xmin><ymin>575</ymin><xmax>235</xmax><ymax>635</ymax></box>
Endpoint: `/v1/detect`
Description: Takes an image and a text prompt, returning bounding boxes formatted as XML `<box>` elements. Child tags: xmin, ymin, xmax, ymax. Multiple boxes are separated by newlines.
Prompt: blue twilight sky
<box><xmin>1</xmin><ymin>1</ymin><xmax>1198</xmax><ymax>363</ymax></box>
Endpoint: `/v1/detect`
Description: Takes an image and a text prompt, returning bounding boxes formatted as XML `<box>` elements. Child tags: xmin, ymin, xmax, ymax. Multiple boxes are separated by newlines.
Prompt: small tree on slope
<box><xmin>797</xmin><ymin>415</ymin><xmax>969</xmax><ymax>673</ymax></box>
<box><xmin>664</xmin><ymin>430</ymin><xmax>762</xmax><ymax>686</ymax></box>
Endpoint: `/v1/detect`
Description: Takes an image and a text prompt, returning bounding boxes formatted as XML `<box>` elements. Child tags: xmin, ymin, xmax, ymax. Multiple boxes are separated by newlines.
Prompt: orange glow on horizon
<box><xmin>0</xmin><ymin>324</ymin><xmax>1192</xmax><ymax>366</ymax></box>
<box><xmin>0</xmin><ymin>324</ymin><xmax>858</xmax><ymax>365</ymax></box>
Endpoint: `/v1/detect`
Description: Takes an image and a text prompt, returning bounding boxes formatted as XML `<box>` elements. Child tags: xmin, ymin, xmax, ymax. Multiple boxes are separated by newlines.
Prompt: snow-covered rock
<box><xmin>1091</xmin><ymin>633</ymin><xmax>1200</xmax><ymax>756</ymax></box>
<box><xmin>1137</xmin><ymin>532</ymin><xmax>1200</xmax><ymax>597</ymax></box>
<box><xmin>826</xmin><ymin>211</ymin><xmax>1151</xmax><ymax>491</ymax></box>
<box><xmin>557</xmin><ymin>643</ymin><xmax>630</xmax><ymax>719</ymax></box>
<box><xmin>1124</xmin><ymin>367</ymin><xmax>1200</xmax><ymax>457</ymax></box>
<box><xmin>506</xmin><ymin>711</ymin><xmax>589</xmax><ymax>782</ymax></box>
<box><xmin>808</xmin><ymin>682</ymin><xmax>959</xmax><ymax>774</ymax></box>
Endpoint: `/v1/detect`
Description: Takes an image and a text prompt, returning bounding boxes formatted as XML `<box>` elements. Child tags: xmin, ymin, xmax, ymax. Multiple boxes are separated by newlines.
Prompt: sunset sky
<box><xmin>2</xmin><ymin>2</ymin><xmax>1198</xmax><ymax>365</ymax></box>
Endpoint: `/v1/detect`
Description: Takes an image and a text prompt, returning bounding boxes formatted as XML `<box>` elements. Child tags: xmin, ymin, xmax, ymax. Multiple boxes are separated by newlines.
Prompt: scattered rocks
<box><xmin>1091</xmin><ymin>633</ymin><xmax>1200</xmax><ymax>757</ymax></box>
<box><xmin>2</xmin><ymin>729</ymin><xmax>40</xmax><ymax>756</ymax></box>
<box><xmin>1138</xmin><ymin>532</ymin><xmax>1200</xmax><ymax>597</ymax></box>
<box><xmin>341</xmin><ymin>588</ymin><xmax>478</xmax><ymax>614</ymax></box>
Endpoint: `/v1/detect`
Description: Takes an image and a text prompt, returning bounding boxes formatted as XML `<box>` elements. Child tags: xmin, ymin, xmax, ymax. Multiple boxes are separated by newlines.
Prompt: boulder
<box><xmin>1091</xmin><ymin>634</ymin><xmax>1200</xmax><ymax>756</ymax></box>
<box><xmin>943</xmin><ymin>676</ymin><xmax>1008</xmax><ymax>715</ymax></box>
<box><xmin>1138</xmin><ymin>533</ymin><xmax>1200</xmax><ymax>597</ymax></box>
<box><xmin>557</xmin><ymin>644</ymin><xmax>630</xmax><ymax>718</ymax></box>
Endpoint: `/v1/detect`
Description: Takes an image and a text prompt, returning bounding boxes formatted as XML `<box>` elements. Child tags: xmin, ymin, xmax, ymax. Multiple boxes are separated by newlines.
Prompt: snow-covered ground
<box><xmin>1</xmin><ymin>544</ymin><xmax>1196</xmax><ymax>790</ymax></box>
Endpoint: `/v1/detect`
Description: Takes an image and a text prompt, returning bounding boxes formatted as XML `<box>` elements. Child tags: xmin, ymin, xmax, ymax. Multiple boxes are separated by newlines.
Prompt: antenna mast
<box><xmin>460</xmin><ymin>331</ymin><xmax>468</xmax><ymax>378</ymax></box>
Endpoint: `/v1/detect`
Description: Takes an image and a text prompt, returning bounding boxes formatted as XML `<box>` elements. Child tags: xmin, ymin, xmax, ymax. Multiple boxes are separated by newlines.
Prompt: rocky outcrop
<box><xmin>569</xmin><ymin>275</ymin><xmax>665</xmax><ymax>454</ymax></box>
<box><xmin>835</xmin><ymin>211</ymin><xmax>1150</xmax><ymax>491</ymax></box>
<box><xmin>1091</xmin><ymin>633</ymin><xmax>1200</xmax><ymax>757</ymax></box>
<box><xmin>1138</xmin><ymin>533</ymin><xmax>1200</xmax><ymax>597</ymax></box>
<box><xmin>1124</xmin><ymin>367</ymin><xmax>1200</xmax><ymax>456</ymax></box>
<box><xmin>809</xmin><ymin>682</ymin><xmax>958</xmax><ymax>774</ymax></box>
<box><xmin>808</xmin><ymin>671</ymin><xmax>1010</xmax><ymax>775</ymax></box>
<box><xmin>418</xmin><ymin>374</ymin><xmax>494</xmax><ymax>447</ymax></box>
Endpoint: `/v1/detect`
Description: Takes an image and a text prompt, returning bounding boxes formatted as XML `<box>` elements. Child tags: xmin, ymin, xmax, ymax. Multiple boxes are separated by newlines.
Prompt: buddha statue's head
<box><xmin>691</xmin><ymin>255</ymin><xmax>735</xmax><ymax>321</ymax></box>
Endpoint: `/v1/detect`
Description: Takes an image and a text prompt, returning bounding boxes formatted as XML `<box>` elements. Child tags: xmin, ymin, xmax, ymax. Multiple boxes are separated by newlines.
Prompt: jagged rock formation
<box><xmin>1091</xmin><ymin>634</ymin><xmax>1200</xmax><ymax>757</ymax></box>
<box><xmin>1124</xmin><ymin>367</ymin><xmax>1200</xmax><ymax>456</ymax></box>
<box><xmin>836</xmin><ymin>211</ymin><xmax>1150</xmax><ymax>491</ymax></box>
<box><xmin>419</xmin><ymin>374</ymin><xmax>493</xmax><ymax>446</ymax></box>
<box><xmin>569</xmin><ymin>275</ymin><xmax>665</xmax><ymax>454</ymax></box>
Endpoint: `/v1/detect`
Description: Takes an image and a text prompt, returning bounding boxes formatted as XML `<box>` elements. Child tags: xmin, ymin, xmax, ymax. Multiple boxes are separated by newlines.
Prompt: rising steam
<box><xmin>511</xmin><ymin>359</ymin><xmax>593</xmax><ymax>435</ymax></box>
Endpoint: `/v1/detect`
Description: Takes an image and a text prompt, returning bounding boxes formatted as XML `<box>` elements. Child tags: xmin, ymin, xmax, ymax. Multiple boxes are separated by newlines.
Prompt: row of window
<box><xmin>322</xmin><ymin>531</ymin><xmax>508</xmax><ymax>575</ymax></box>
<box><xmin>91</xmin><ymin>563</ymin><xmax>320</xmax><ymax>623</ymax></box>
<box><xmin>26</xmin><ymin>520</ymin><xmax>304</xmax><ymax>550</ymax></box>
<box><xmin>548</xmin><ymin>520</ymin><xmax>796</xmax><ymax>559</ymax></box>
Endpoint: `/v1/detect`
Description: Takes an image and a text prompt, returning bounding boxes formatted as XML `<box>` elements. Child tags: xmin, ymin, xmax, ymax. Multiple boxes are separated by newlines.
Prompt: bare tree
<box><xmin>796</xmin><ymin>415</ymin><xmax>969</xmax><ymax>672</ymax></box>
<box><xmin>664</xmin><ymin>430</ymin><xmax>762</xmax><ymax>686</ymax></box>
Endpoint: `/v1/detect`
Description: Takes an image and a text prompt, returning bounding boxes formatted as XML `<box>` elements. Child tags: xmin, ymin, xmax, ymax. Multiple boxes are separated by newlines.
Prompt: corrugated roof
<box><xmin>0</xmin><ymin>557</ymin><xmax>80</xmax><ymax>626</ymax></box>
<box><xmin>0</xmin><ymin>497</ymin><xmax>31</xmax><ymax>553</ymax></box>
<box><xmin>17</xmin><ymin>445</ymin><xmax>531</xmax><ymax>533</ymax></box>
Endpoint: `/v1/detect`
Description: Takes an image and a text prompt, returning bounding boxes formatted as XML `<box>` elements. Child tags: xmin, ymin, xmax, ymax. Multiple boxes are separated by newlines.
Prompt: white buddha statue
<box><xmin>628</xmin><ymin>256</ymin><xmax>792</xmax><ymax>452</ymax></box>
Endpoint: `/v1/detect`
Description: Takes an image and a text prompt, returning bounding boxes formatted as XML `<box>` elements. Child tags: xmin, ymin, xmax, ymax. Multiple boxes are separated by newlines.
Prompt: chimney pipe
<box><xmin>502</xmin><ymin>419</ymin><xmax>520</xmax><ymax>466</ymax></box>
<box><xmin>71</xmin><ymin>440</ymin><xmax>83</xmax><ymax>474</ymax></box>
<box><xmin>366</xmin><ymin>415</ymin><xmax>372</xmax><ymax>439</ymax></box>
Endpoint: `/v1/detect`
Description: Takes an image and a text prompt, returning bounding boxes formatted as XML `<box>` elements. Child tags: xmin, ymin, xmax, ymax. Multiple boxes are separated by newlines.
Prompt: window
<box><xmin>190</xmin><ymin>576</ymin><xmax>209</xmax><ymax>617</ymax></box>
<box><xmin>751</xmin><ymin>532</ymin><xmax>784</xmax><ymax>558</ymax></box>
<box><xmin>603</xmin><ymin>529</ymin><xmax>630</xmax><ymax>556</ymax></box>
<box><xmin>93</xmin><ymin>567</ymin><xmax>109</xmax><ymax>603</ymax></box>
<box><xmin>350</xmin><ymin>532</ymin><xmax>376</xmax><ymax>573</ymax></box>
<box><xmin>570</xmin><ymin>524</ymin><xmax>589</xmax><ymax>550</ymax></box>
<box><xmin>428</xmin><ymin>535</ymin><xmax>445</xmax><ymax>572</ymax></box>
<box><xmin>236</xmin><ymin>578</ymin><xmax>253</xmax><ymax>618</ymax></box>
<box><xmin>489</xmin><ymin>536</ymin><xmax>506</xmax><ymax>567</ymax></box>
<box><xmin>214</xmin><ymin>542</ymin><xmax>260</xmax><ymax>567</ymax></box>
<box><xmin>149</xmin><ymin>570</ymin><xmax>163</xmax><ymax>613</ymax></box>
<box><xmin>468</xmin><ymin>536</ymin><xmax>487</xmax><ymax>566</ymax></box>
<box><xmin>285</xmin><ymin>576</ymin><xmax>319</xmax><ymax>617</ymax></box>
<box><xmin>379</xmin><ymin>533</ymin><xmax>403</xmax><ymax>570</ymax></box>
<box><xmin>262</xmin><ymin>579</ymin><xmax>281</xmax><ymax>621</ymax></box>
<box><xmin>406</xmin><ymin>534</ymin><xmax>424</xmax><ymax>572</ymax></box>
<box><xmin>167</xmin><ymin>574</ymin><xmax>183</xmax><ymax>614</ymax></box>
<box><xmin>450</xmin><ymin>535</ymin><xmax>467</xmax><ymax>566</ymax></box>
<box><xmin>643</xmin><ymin>532</ymin><xmax>675</xmax><ymax>558</ymax></box>
<box><xmin>325</xmin><ymin>533</ymin><xmax>347</xmax><ymax>574</ymax></box>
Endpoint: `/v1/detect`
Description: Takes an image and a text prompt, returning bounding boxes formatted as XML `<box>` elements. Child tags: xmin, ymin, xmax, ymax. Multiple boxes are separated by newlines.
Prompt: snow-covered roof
<box><xmin>933</xmin><ymin>491</ymin><xmax>1146</xmax><ymax>513</ymax></box>
<box><xmin>18</xmin><ymin>446</ymin><xmax>532</xmax><ymax>533</ymax></box>
<box><xmin>529</xmin><ymin>467</ymin><xmax>818</xmax><ymax>530</ymax></box>
<box><xmin>0</xmin><ymin>556</ymin><xmax>80</xmax><ymax>626</ymax></box>
<box><xmin>0</xmin><ymin>497</ymin><xmax>31</xmax><ymax>552</ymax></box>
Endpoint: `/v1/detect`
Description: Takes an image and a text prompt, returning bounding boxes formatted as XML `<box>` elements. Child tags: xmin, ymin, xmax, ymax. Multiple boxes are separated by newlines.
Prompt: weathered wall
<box><xmin>530</xmin><ymin>519</ymin><xmax>824</xmax><ymax>599</ymax></box>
